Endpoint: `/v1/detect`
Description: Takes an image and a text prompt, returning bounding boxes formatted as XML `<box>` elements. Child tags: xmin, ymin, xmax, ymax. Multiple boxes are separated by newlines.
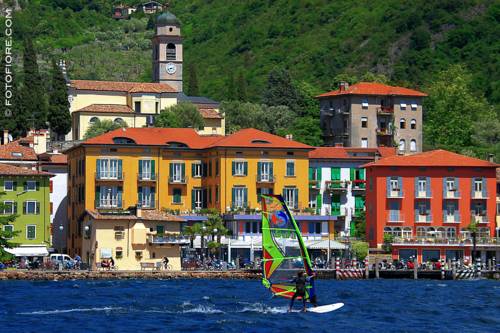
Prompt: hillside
<box><xmin>3</xmin><ymin>0</ymin><xmax>499</xmax><ymax>105</ymax></box>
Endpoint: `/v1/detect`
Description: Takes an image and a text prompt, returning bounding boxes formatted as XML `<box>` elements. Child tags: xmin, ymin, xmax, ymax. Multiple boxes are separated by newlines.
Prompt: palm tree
<box><xmin>467</xmin><ymin>221</ymin><xmax>478</xmax><ymax>264</ymax></box>
<box><xmin>182</xmin><ymin>225</ymin><xmax>198</xmax><ymax>249</ymax></box>
<box><xmin>204</xmin><ymin>212</ymin><xmax>229</xmax><ymax>259</ymax></box>
<box><xmin>83</xmin><ymin>119</ymin><xmax>128</xmax><ymax>140</ymax></box>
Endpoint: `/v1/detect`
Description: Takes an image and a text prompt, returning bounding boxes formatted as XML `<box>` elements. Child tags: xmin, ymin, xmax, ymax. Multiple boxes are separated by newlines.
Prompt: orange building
<box><xmin>364</xmin><ymin>150</ymin><xmax>498</xmax><ymax>264</ymax></box>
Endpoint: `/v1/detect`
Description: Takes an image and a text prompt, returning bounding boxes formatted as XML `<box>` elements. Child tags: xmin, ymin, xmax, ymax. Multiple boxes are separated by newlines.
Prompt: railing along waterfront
<box><xmin>149</xmin><ymin>235</ymin><xmax>190</xmax><ymax>245</ymax></box>
<box><xmin>392</xmin><ymin>237</ymin><xmax>499</xmax><ymax>245</ymax></box>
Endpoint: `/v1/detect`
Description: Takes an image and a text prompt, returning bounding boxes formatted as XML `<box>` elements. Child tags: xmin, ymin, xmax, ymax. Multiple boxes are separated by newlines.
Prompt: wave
<box><xmin>237</xmin><ymin>303</ymin><xmax>288</xmax><ymax>314</ymax></box>
<box><xmin>182</xmin><ymin>305</ymin><xmax>224</xmax><ymax>314</ymax></box>
<box><xmin>17</xmin><ymin>307</ymin><xmax>122</xmax><ymax>315</ymax></box>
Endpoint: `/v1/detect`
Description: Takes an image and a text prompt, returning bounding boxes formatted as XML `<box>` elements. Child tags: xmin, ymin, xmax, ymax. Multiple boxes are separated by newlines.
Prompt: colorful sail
<box><xmin>261</xmin><ymin>194</ymin><xmax>314</xmax><ymax>299</ymax></box>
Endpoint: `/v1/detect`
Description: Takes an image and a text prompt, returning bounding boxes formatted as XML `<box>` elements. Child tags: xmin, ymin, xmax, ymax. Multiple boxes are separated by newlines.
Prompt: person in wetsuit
<box><xmin>289</xmin><ymin>271</ymin><xmax>308</xmax><ymax>312</ymax></box>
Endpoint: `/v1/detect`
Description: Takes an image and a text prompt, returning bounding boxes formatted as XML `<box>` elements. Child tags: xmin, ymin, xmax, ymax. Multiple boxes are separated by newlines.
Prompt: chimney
<box><xmin>136</xmin><ymin>204</ymin><xmax>142</xmax><ymax>218</ymax></box>
<box><xmin>339</xmin><ymin>81</ymin><xmax>349</xmax><ymax>92</ymax></box>
<box><xmin>374</xmin><ymin>151</ymin><xmax>381</xmax><ymax>161</ymax></box>
<box><xmin>334</xmin><ymin>143</ymin><xmax>343</xmax><ymax>147</ymax></box>
<box><xmin>285</xmin><ymin>134</ymin><xmax>293</xmax><ymax>140</ymax></box>
<box><xmin>3</xmin><ymin>130</ymin><xmax>8</xmax><ymax>145</ymax></box>
<box><xmin>488</xmin><ymin>153</ymin><xmax>494</xmax><ymax>163</ymax></box>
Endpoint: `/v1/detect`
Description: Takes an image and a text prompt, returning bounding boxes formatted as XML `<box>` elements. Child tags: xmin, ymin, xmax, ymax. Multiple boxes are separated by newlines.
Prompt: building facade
<box><xmin>364</xmin><ymin>150</ymin><xmax>498</xmax><ymax>264</ymax></box>
<box><xmin>308</xmin><ymin>146</ymin><xmax>396</xmax><ymax>236</ymax></box>
<box><xmin>1</xmin><ymin>164</ymin><xmax>52</xmax><ymax>257</ymax></box>
<box><xmin>65</xmin><ymin>127</ymin><xmax>313</xmax><ymax>267</ymax></box>
<box><xmin>317</xmin><ymin>82</ymin><xmax>426</xmax><ymax>154</ymax></box>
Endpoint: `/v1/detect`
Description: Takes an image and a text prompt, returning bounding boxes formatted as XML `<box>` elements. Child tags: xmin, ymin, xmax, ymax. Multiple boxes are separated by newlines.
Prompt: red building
<box><xmin>364</xmin><ymin>150</ymin><xmax>498</xmax><ymax>264</ymax></box>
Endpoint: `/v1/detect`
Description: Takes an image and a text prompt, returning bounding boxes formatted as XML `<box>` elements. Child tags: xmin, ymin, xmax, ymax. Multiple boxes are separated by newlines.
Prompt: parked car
<box><xmin>50</xmin><ymin>254</ymin><xmax>75</xmax><ymax>269</ymax></box>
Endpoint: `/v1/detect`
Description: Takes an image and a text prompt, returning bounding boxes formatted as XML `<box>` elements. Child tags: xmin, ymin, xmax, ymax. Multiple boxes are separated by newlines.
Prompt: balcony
<box><xmin>387</xmin><ymin>212</ymin><xmax>405</xmax><ymax>223</ymax></box>
<box><xmin>471</xmin><ymin>191</ymin><xmax>488</xmax><ymax>199</ymax></box>
<box><xmin>95</xmin><ymin>199</ymin><xmax>123</xmax><ymax>210</ymax></box>
<box><xmin>443</xmin><ymin>213</ymin><xmax>461</xmax><ymax>224</ymax></box>
<box><xmin>471</xmin><ymin>214</ymin><xmax>489</xmax><ymax>224</ymax></box>
<box><xmin>138</xmin><ymin>173</ymin><xmax>157</xmax><ymax>181</ymax></box>
<box><xmin>375</xmin><ymin>128</ymin><xmax>393</xmax><ymax>136</ymax></box>
<box><xmin>415</xmin><ymin>190</ymin><xmax>432</xmax><ymax>199</ymax></box>
<box><xmin>95</xmin><ymin>171</ymin><xmax>124</xmax><ymax>181</ymax></box>
<box><xmin>376</xmin><ymin>106</ymin><xmax>394</xmax><ymax>115</ymax></box>
<box><xmin>326</xmin><ymin>180</ymin><xmax>348</xmax><ymax>191</ymax></box>
<box><xmin>256</xmin><ymin>174</ymin><xmax>275</xmax><ymax>183</ymax></box>
<box><xmin>149</xmin><ymin>234</ymin><xmax>190</xmax><ymax>245</ymax></box>
<box><xmin>443</xmin><ymin>189</ymin><xmax>461</xmax><ymax>199</ymax></box>
<box><xmin>168</xmin><ymin>175</ymin><xmax>188</xmax><ymax>184</ymax></box>
<box><xmin>139</xmin><ymin>199</ymin><xmax>155</xmax><ymax>209</ymax></box>
<box><xmin>351</xmin><ymin>179</ymin><xmax>366</xmax><ymax>191</ymax></box>
<box><xmin>392</xmin><ymin>237</ymin><xmax>500</xmax><ymax>246</ymax></box>
<box><xmin>415</xmin><ymin>213</ymin><xmax>432</xmax><ymax>223</ymax></box>
<box><xmin>387</xmin><ymin>189</ymin><xmax>404</xmax><ymax>198</ymax></box>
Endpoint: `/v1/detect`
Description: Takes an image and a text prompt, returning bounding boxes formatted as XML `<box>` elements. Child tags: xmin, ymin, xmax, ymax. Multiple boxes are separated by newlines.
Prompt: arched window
<box><xmin>446</xmin><ymin>227</ymin><xmax>456</xmax><ymax>239</ymax></box>
<box><xmin>416</xmin><ymin>227</ymin><xmax>426</xmax><ymax>238</ymax></box>
<box><xmin>384</xmin><ymin>227</ymin><xmax>392</xmax><ymax>236</ymax></box>
<box><xmin>427</xmin><ymin>227</ymin><xmax>436</xmax><ymax>238</ymax></box>
<box><xmin>114</xmin><ymin>118</ymin><xmax>125</xmax><ymax>125</ymax></box>
<box><xmin>410</xmin><ymin>119</ymin><xmax>416</xmax><ymax>129</ymax></box>
<box><xmin>410</xmin><ymin>139</ymin><xmax>417</xmax><ymax>152</ymax></box>
<box><xmin>399</xmin><ymin>139</ymin><xmax>406</xmax><ymax>152</ymax></box>
<box><xmin>393</xmin><ymin>227</ymin><xmax>402</xmax><ymax>237</ymax></box>
<box><xmin>400</xmin><ymin>118</ymin><xmax>406</xmax><ymax>129</ymax></box>
<box><xmin>166</xmin><ymin>43</ymin><xmax>176</xmax><ymax>60</ymax></box>
<box><xmin>89</xmin><ymin>117</ymin><xmax>99</xmax><ymax>125</ymax></box>
<box><xmin>402</xmin><ymin>227</ymin><xmax>412</xmax><ymax>238</ymax></box>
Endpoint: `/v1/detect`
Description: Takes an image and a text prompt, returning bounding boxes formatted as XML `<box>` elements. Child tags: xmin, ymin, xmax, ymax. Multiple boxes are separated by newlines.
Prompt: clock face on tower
<box><xmin>166</xmin><ymin>62</ymin><xmax>177</xmax><ymax>75</ymax></box>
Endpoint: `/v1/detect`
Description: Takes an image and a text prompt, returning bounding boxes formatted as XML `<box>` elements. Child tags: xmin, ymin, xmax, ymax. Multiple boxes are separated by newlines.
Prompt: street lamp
<box><xmin>58</xmin><ymin>225</ymin><xmax>64</xmax><ymax>254</ymax></box>
<box><xmin>201</xmin><ymin>225</ymin><xmax>207</xmax><ymax>264</ymax></box>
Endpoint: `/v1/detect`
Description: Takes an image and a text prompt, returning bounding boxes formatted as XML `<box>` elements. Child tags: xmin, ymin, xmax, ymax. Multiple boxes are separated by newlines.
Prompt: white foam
<box><xmin>238</xmin><ymin>303</ymin><xmax>288</xmax><ymax>314</ymax></box>
<box><xmin>182</xmin><ymin>305</ymin><xmax>224</xmax><ymax>314</ymax></box>
<box><xmin>17</xmin><ymin>307</ymin><xmax>122</xmax><ymax>315</ymax></box>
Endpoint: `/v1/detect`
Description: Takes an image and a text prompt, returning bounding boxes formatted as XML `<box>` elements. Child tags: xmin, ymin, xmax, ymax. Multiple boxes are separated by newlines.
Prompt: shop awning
<box><xmin>307</xmin><ymin>240</ymin><xmax>347</xmax><ymax>250</ymax></box>
<box><xmin>4</xmin><ymin>246</ymin><xmax>49</xmax><ymax>257</ymax></box>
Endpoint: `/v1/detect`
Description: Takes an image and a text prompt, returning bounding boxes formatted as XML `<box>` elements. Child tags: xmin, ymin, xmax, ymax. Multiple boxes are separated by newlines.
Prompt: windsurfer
<box><xmin>289</xmin><ymin>271</ymin><xmax>308</xmax><ymax>312</ymax></box>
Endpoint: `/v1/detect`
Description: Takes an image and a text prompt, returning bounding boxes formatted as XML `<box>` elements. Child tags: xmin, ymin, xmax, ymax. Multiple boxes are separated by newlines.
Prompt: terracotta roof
<box><xmin>75</xmin><ymin>104</ymin><xmax>134</xmax><ymax>114</ymax></box>
<box><xmin>38</xmin><ymin>153</ymin><xmax>68</xmax><ymax>165</ymax></box>
<box><xmin>496</xmin><ymin>168</ymin><xmax>500</xmax><ymax>182</ymax></box>
<box><xmin>0</xmin><ymin>141</ymin><xmax>38</xmax><ymax>161</ymax></box>
<box><xmin>207</xmin><ymin>128</ymin><xmax>312</xmax><ymax>149</ymax></box>
<box><xmin>0</xmin><ymin>163</ymin><xmax>53</xmax><ymax>176</ymax></box>
<box><xmin>198</xmin><ymin>108</ymin><xmax>222</xmax><ymax>119</ymax></box>
<box><xmin>363</xmin><ymin>150</ymin><xmax>498</xmax><ymax>168</ymax></box>
<box><xmin>309</xmin><ymin>147</ymin><xmax>397</xmax><ymax>160</ymax></box>
<box><xmin>86</xmin><ymin>209</ymin><xmax>185</xmax><ymax>222</ymax></box>
<box><xmin>81</xmin><ymin>127</ymin><xmax>222</xmax><ymax>149</ymax></box>
<box><xmin>316</xmin><ymin>82</ymin><xmax>427</xmax><ymax>98</ymax></box>
<box><xmin>70</xmin><ymin>80</ymin><xmax>176</xmax><ymax>93</ymax></box>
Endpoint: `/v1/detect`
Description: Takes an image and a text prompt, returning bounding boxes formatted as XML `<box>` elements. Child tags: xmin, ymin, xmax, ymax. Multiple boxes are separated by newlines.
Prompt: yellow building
<box><xmin>66</xmin><ymin>10</ymin><xmax>225</xmax><ymax>141</ymax></box>
<box><xmin>65</xmin><ymin>127</ymin><xmax>312</xmax><ymax>269</ymax></box>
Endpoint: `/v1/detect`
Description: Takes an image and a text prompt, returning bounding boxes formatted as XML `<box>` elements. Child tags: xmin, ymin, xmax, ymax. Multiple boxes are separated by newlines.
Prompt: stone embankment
<box><xmin>0</xmin><ymin>270</ymin><xmax>261</xmax><ymax>281</ymax></box>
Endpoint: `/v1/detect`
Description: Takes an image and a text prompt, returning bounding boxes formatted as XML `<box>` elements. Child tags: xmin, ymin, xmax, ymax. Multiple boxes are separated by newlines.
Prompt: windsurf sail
<box><xmin>261</xmin><ymin>194</ymin><xmax>314</xmax><ymax>299</ymax></box>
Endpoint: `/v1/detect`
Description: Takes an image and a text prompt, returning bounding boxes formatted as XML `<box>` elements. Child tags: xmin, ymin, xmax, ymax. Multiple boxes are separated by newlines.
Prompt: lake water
<box><xmin>0</xmin><ymin>279</ymin><xmax>499</xmax><ymax>332</ymax></box>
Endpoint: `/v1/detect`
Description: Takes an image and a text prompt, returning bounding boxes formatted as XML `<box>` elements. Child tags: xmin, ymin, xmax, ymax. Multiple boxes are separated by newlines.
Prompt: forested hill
<box><xmin>4</xmin><ymin>0</ymin><xmax>500</xmax><ymax>105</ymax></box>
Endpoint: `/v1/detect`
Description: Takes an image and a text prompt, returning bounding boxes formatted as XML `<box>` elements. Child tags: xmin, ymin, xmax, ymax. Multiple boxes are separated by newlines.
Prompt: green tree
<box><xmin>187</xmin><ymin>63</ymin><xmax>199</xmax><ymax>96</ymax></box>
<box><xmin>48</xmin><ymin>60</ymin><xmax>71</xmax><ymax>139</ymax></box>
<box><xmin>0</xmin><ymin>198</ymin><xmax>20</xmax><ymax>261</ymax></box>
<box><xmin>146</xmin><ymin>14</ymin><xmax>155</xmax><ymax>30</ymax></box>
<box><xmin>235</xmin><ymin>70</ymin><xmax>248</xmax><ymax>101</ymax></box>
<box><xmin>351</xmin><ymin>241</ymin><xmax>369</xmax><ymax>260</ymax></box>
<box><xmin>352</xmin><ymin>211</ymin><xmax>366</xmax><ymax>240</ymax></box>
<box><xmin>19</xmin><ymin>37</ymin><xmax>47</xmax><ymax>130</ymax></box>
<box><xmin>155</xmin><ymin>102</ymin><xmax>204</xmax><ymax>129</ymax></box>
<box><xmin>290</xmin><ymin>117</ymin><xmax>321</xmax><ymax>146</ymax></box>
<box><xmin>0</xmin><ymin>52</ymin><xmax>18</xmax><ymax>136</ymax></box>
<box><xmin>262</xmin><ymin>68</ymin><xmax>301</xmax><ymax>113</ymax></box>
<box><xmin>83</xmin><ymin>119</ymin><xmax>128</xmax><ymax>140</ymax></box>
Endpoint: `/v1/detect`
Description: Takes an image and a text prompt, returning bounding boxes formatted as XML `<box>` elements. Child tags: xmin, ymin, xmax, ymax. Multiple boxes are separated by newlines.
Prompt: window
<box><xmin>286</xmin><ymin>160</ymin><xmax>295</xmax><ymax>176</ymax></box>
<box><xmin>24</xmin><ymin>201</ymin><xmax>39</xmax><ymax>214</ymax></box>
<box><xmin>232</xmin><ymin>187</ymin><xmax>247</xmax><ymax>208</ymax></box>
<box><xmin>3</xmin><ymin>201</ymin><xmax>14</xmax><ymax>214</ymax></box>
<box><xmin>192</xmin><ymin>188</ymin><xmax>204</xmax><ymax>210</ymax></box>
<box><xmin>446</xmin><ymin>227</ymin><xmax>456</xmax><ymax>239</ymax></box>
<box><xmin>446</xmin><ymin>202</ymin><xmax>456</xmax><ymax>216</ymax></box>
<box><xmin>400</xmin><ymin>101</ymin><xmax>407</xmax><ymax>110</ymax></box>
<box><xmin>114</xmin><ymin>118</ymin><xmax>125</xmax><ymax>125</ymax></box>
<box><xmin>169</xmin><ymin>162</ymin><xmax>185</xmax><ymax>183</ymax></box>
<box><xmin>257</xmin><ymin>161</ymin><xmax>273</xmax><ymax>182</ymax></box>
<box><xmin>446</xmin><ymin>179</ymin><xmax>456</xmax><ymax>191</ymax></box>
<box><xmin>215</xmin><ymin>160</ymin><xmax>219</xmax><ymax>176</ymax></box>
<box><xmin>232</xmin><ymin>160</ymin><xmax>247</xmax><ymax>176</ymax></box>
<box><xmin>97</xmin><ymin>186</ymin><xmax>122</xmax><ymax>208</ymax></box>
<box><xmin>4</xmin><ymin>180</ymin><xmax>13</xmax><ymax>191</ymax></box>
<box><xmin>418</xmin><ymin>202</ymin><xmax>427</xmax><ymax>215</ymax></box>
<box><xmin>215</xmin><ymin>185</ymin><xmax>219</xmax><ymax>203</ymax></box>
<box><xmin>418</xmin><ymin>178</ymin><xmax>426</xmax><ymax>192</ymax></box>
<box><xmin>116</xmin><ymin>247</ymin><xmax>123</xmax><ymax>259</ymax></box>
<box><xmin>26</xmin><ymin>181</ymin><xmax>37</xmax><ymax>191</ymax></box>
<box><xmin>474</xmin><ymin>179</ymin><xmax>482</xmax><ymax>192</ymax></box>
<box><xmin>361</xmin><ymin>117</ymin><xmax>367</xmax><ymax>128</ymax></box>
<box><xmin>138</xmin><ymin>186</ymin><xmax>155</xmax><ymax>208</ymax></box>
<box><xmin>361</xmin><ymin>99</ymin><xmax>368</xmax><ymax>109</ymax></box>
<box><xmin>97</xmin><ymin>159</ymin><xmax>122</xmax><ymax>179</ymax></box>
<box><xmin>245</xmin><ymin>221</ymin><xmax>260</xmax><ymax>235</ymax></box>
<box><xmin>192</xmin><ymin>162</ymin><xmax>202</xmax><ymax>178</ymax></box>
<box><xmin>89</xmin><ymin>117</ymin><xmax>99</xmax><ymax>125</ymax></box>
<box><xmin>399</xmin><ymin>139</ymin><xmax>406</xmax><ymax>152</ymax></box>
<box><xmin>283</xmin><ymin>187</ymin><xmax>298</xmax><ymax>209</ymax></box>
<box><xmin>308</xmin><ymin>222</ymin><xmax>322</xmax><ymax>235</ymax></box>
<box><xmin>134</xmin><ymin>101</ymin><xmax>141</xmax><ymax>113</ymax></box>
<box><xmin>3</xmin><ymin>225</ymin><xmax>13</xmax><ymax>239</ymax></box>
<box><xmin>172</xmin><ymin>188</ymin><xmax>182</xmax><ymax>204</ymax></box>
<box><xmin>361</xmin><ymin>138</ymin><xmax>368</xmax><ymax>148</ymax></box>
<box><xmin>139</xmin><ymin>160</ymin><xmax>155</xmax><ymax>180</ymax></box>
<box><xmin>411</xmin><ymin>102</ymin><xmax>418</xmax><ymax>110</ymax></box>
<box><xmin>400</xmin><ymin>118</ymin><xmax>406</xmax><ymax>129</ymax></box>
<box><xmin>410</xmin><ymin>140</ymin><xmax>417</xmax><ymax>152</ymax></box>
<box><xmin>410</xmin><ymin>119</ymin><xmax>416</xmax><ymax>129</ymax></box>
<box><xmin>26</xmin><ymin>225</ymin><xmax>36</xmax><ymax>240</ymax></box>
<box><xmin>166</xmin><ymin>43</ymin><xmax>176</xmax><ymax>60</ymax></box>
<box><xmin>390</xmin><ymin>178</ymin><xmax>399</xmax><ymax>191</ymax></box>
<box><xmin>257</xmin><ymin>187</ymin><xmax>273</xmax><ymax>202</ymax></box>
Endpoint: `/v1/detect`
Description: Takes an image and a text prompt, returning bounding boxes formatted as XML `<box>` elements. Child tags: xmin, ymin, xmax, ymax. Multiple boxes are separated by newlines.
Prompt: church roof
<box><xmin>74</xmin><ymin>104</ymin><xmax>134</xmax><ymax>114</ymax></box>
<box><xmin>157</xmin><ymin>11</ymin><xmax>180</xmax><ymax>26</ymax></box>
<box><xmin>70</xmin><ymin>80</ymin><xmax>177</xmax><ymax>93</ymax></box>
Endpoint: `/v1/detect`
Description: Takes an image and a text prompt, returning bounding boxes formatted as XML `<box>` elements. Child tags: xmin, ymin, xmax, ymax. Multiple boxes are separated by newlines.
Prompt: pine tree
<box><xmin>19</xmin><ymin>37</ymin><xmax>47</xmax><ymax>130</ymax></box>
<box><xmin>146</xmin><ymin>14</ymin><xmax>155</xmax><ymax>30</ymax></box>
<box><xmin>0</xmin><ymin>52</ymin><xmax>17</xmax><ymax>135</ymax></box>
<box><xmin>235</xmin><ymin>70</ymin><xmax>247</xmax><ymax>101</ymax></box>
<box><xmin>262</xmin><ymin>68</ymin><xmax>301</xmax><ymax>113</ymax></box>
<box><xmin>0</xmin><ymin>199</ymin><xmax>20</xmax><ymax>261</ymax></box>
<box><xmin>48</xmin><ymin>60</ymin><xmax>71</xmax><ymax>140</ymax></box>
<box><xmin>187</xmin><ymin>63</ymin><xmax>199</xmax><ymax>96</ymax></box>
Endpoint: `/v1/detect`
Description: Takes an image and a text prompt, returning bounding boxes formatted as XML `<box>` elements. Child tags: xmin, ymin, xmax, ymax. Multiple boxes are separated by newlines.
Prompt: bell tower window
<box><xmin>166</xmin><ymin>43</ymin><xmax>176</xmax><ymax>60</ymax></box>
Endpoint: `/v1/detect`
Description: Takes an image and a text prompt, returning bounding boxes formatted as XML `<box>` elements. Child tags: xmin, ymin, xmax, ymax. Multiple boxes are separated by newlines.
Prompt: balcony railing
<box><xmin>326</xmin><ymin>180</ymin><xmax>348</xmax><ymax>191</ymax></box>
<box><xmin>415</xmin><ymin>190</ymin><xmax>432</xmax><ymax>199</ymax></box>
<box><xmin>471</xmin><ymin>191</ymin><xmax>488</xmax><ymax>199</ymax></box>
<box><xmin>443</xmin><ymin>213</ymin><xmax>461</xmax><ymax>223</ymax></box>
<box><xmin>149</xmin><ymin>234</ymin><xmax>190</xmax><ymax>245</ymax></box>
<box><xmin>387</xmin><ymin>189</ymin><xmax>404</xmax><ymax>198</ymax></box>
<box><xmin>375</xmin><ymin>128</ymin><xmax>393</xmax><ymax>136</ymax></box>
<box><xmin>256</xmin><ymin>174</ymin><xmax>275</xmax><ymax>183</ymax></box>
<box><xmin>139</xmin><ymin>199</ymin><xmax>155</xmax><ymax>209</ymax></box>
<box><xmin>138</xmin><ymin>173</ymin><xmax>157</xmax><ymax>181</ymax></box>
<box><xmin>387</xmin><ymin>212</ymin><xmax>405</xmax><ymax>223</ymax></box>
<box><xmin>351</xmin><ymin>179</ymin><xmax>366</xmax><ymax>190</ymax></box>
<box><xmin>95</xmin><ymin>171</ymin><xmax>124</xmax><ymax>180</ymax></box>
<box><xmin>443</xmin><ymin>189</ymin><xmax>460</xmax><ymax>199</ymax></box>
<box><xmin>95</xmin><ymin>199</ymin><xmax>123</xmax><ymax>209</ymax></box>
<box><xmin>471</xmin><ymin>214</ymin><xmax>489</xmax><ymax>224</ymax></box>
<box><xmin>168</xmin><ymin>175</ymin><xmax>188</xmax><ymax>184</ymax></box>
<box><xmin>376</xmin><ymin>106</ymin><xmax>394</xmax><ymax>115</ymax></box>
<box><xmin>415</xmin><ymin>213</ymin><xmax>432</xmax><ymax>223</ymax></box>
<box><xmin>392</xmin><ymin>237</ymin><xmax>499</xmax><ymax>246</ymax></box>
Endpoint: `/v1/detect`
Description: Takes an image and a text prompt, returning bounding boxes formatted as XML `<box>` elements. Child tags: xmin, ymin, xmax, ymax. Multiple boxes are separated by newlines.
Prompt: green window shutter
<box><xmin>138</xmin><ymin>187</ymin><xmax>143</xmax><ymax>204</ymax></box>
<box><xmin>232</xmin><ymin>161</ymin><xmax>235</xmax><ymax>175</ymax></box>
<box><xmin>173</xmin><ymin>189</ymin><xmax>181</xmax><ymax>203</ymax></box>
<box><xmin>331</xmin><ymin>168</ymin><xmax>340</xmax><ymax>181</ymax></box>
<box><xmin>360</xmin><ymin>168</ymin><xmax>366</xmax><ymax>180</ymax></box>
<box><xmin>191</xmin><ymin>189</ymin><xmax>196</xmax><ymax>210</ymax></box>
<box><xmin>117</xmin><ymin>186</ymin><xmax>123</xmax><ymax>208</ymax></box>
<box><xmin>294</xmin><ymin>189</ymin><xmax>298</xmax><ymax>208</ymax></box>
<box><xmin>350</xmin><ymin>168</ymin><xmax>355</xmax><ymax>181</ymax></box>
<box><xmin>191</xmin><ymin>163</ymin><xmax>196</xmax><ymax>177</ymax></box>
<box><xmin>181</xmin><ymin>163</ymin><xmax>186</xmax><ymax>179</ymax></box>
<box><xmin>23</xmin><ymin>202</ymin><xmax>26</xmax><ymax>214</ymax></box>
<box><xmin>151</xmin><ymin>160</ymin><xmax>155</xmax><ymax>178</ymax></box>
<box><xmin>35</xmin><ymin>202</ymin><xmax>40</xmax><ymax>215</ymax></box>
<box><xmin>169</xmin><ymin>163</ymin><xmax>173</xmax><ymax>179</ymax></box>
<box><xmin>244</xmin><ymin>161</ymin><xmax>248</xmax><ymax>176</ymax></box>
<box><xmin>36</xmin><ymin>181</ymin><xmax>39</xmax><ymax>191</ymax></box>
<box><xmin>270</xmin><ymin>162</ymin><xmax>274</xmax><ymax>177</ymax></box>
<box><xmin>243</xmin><ymin>188</ymin><xmax>248</xmax><ymax>207</ymax></box>
<box><xmin>156</xmin><ymin>225</ymin><xmax>164</xmax><ymax>235</ymax></box>
<box><xmin>257</xmin><ymin>162</ymin><xmax>262</xmax><ymax>178</ymax></box>
<box><xmin>118</xmin><ymin>160</ymin><xmax>123</xmax><ymax>179</ymax></box>
<box><xmin>317</xmin><ymin>168</ymin><xmax>322</xmax><ymax>181</ymax></box>
<box><xmin>309</xmin><ymin>167</ymin><xmax>314</xmax><ymax>180</ymax></box>
<box><xmin>96</xmin><ymin>159</ymin><xmax>101</xmax><ymax>176</ymax></box>
<box><xmin>316</xmin><ymin>194</ymin><xmax>322</xmax><ymax>214</ymax></box>
<box><xmin>231</xmin><ymin>187</ymin><xmax>236</xmax><ymax>207</ymax></box>
<box><xmin>139</xmin><ymin>160</ymin><xmax>143</xmax><ymax>176</ymax></box>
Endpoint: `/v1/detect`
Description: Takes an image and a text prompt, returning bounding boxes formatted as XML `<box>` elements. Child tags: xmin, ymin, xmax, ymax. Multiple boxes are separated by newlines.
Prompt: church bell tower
<box><xmin>152</xmin><ymin>11</ymin><xmax>183</xmax><ymax>92</ymax></box>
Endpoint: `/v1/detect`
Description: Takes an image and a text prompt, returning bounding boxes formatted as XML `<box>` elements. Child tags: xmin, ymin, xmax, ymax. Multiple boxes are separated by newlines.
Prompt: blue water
<box><xmin>0</xmin><ymin>279</ymin><xmax>499</xmax><ymax>332</ymax></box>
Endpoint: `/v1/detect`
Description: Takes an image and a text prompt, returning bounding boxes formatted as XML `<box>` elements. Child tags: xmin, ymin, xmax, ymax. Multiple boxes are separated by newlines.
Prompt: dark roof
<box><xmin>157</xmin><ymin>11</ymin><xmax>180</xmax><ymax>26</ymax></box>
<box><xmin>178</xmin><ymin>93</ymin><xmax>220</xmax><ymax>107</ymax></box>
